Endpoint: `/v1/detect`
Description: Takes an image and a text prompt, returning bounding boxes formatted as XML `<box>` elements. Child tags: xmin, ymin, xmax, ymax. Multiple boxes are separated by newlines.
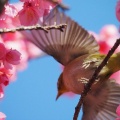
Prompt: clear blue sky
<box><xmin>0</xmin><ymin>0</ymin><xmax>118</xmax><ymax>120</ymax></box>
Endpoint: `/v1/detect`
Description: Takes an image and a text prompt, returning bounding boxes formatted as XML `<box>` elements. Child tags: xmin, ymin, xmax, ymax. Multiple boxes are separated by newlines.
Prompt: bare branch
<box><xmin>0</xmin><ymin>24</ymin><xmax>67</xmax><ymax>34</ymax></box>
<box><xmin>73</xmin><ymin>38</ymin><xmax>120</xmax><ymax>120</ymax></box>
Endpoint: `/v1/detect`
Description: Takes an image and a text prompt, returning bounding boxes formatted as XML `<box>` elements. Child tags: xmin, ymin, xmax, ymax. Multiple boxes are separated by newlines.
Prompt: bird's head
<box><xmin>56</xmin><ymin>73</ymin><xmax>69</xmax><ymax>100</ymax></box>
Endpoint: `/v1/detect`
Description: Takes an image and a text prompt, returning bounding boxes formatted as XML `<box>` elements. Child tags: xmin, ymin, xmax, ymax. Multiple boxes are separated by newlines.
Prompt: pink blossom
<box><xmin>0</xmin><ymin>112</ymin><xmax>6</xmax><ymax>120</ymax></box>
<box><xmin>111</xmin><ymin>71</ymin><xmax>120</xmax><ymax>84</ymax></box>
<box><xmin>116</xmin><ymin>105</ymin><xmax>120</xmax><ymax>116</ymax></box>
<box><xmin>5</xmin><ymin>49</ymin><xmax>21</xmax><ymax>65</ymax></box>
<box><xmin>9</xmin><ymin>67</ymin><xmax>17</xmax><ymax>82</ymax></box>
<box><xmin>18</xmin><ymin>2</ymin><xmax>43</xmax><ymax>25</ymax></box>
<box><xmin>116</xmin><ymin>105</ymin><xmax>120</xmax><ymax>120</ymax></box>
<box><xmin>5</xmin><ymin>4</ymin><xmax>18</xmax><ymax>18</ymax></box>
<box><xmin>0</xmin><ymin>68</ymin><xmax>11</xmax><ymax>99</ymax></box>
<box><xmin>25</xmin><ymin>41</ymin><xmax>45</xmax><ymax>59</ymax></box>
<box><xmin>92</xmin><ymin>25</ymin><xmax>120</xmax><ymax>84</ymax></box>
<box><xmin>1</xmin><ymin>33</ymin><xmax>17</xmax><ymax>42</ymax></box>
<box><xmin>20</xmin><ymin>0</ymin><xmax>30</xmax><ymax>2</ymax></box>
<box><xmin>18</xmin><ymin>0</ymin><xmax>62</xmax><ymax>25</ymax></box>
<box><xmin>0</xmin><ymin>68</ymin><xmax>11</xmax><ymax>82</ymax></box>
<box><xmin>0</xmin><ymin>4</ymin><xmax>20</xmax><ymax>28</ymax></box>
<box><xmin>93</xmin><ymin>25</ymin><xmax>120</xmax><ymax>54</ymax></box>
<box><xmin>0</xmin><ymin>73</ymin><xmax>9</xmax><ymax>86</ymax></box>
<box><xmin>0</xmin><ymin>36</ymin><xmax>4</xmax><ymax>43</ymax></box>
<box><xmin>4</xmin><ymin>37</ymin><xmax>29</xmax><ymax>71</ymax></box>
<box><xmin>116</xmin><ymin>0</ymin><xmax>120</xmax><ymax>22</ymax></box>
<box><xmin>100</xmin><ymin>25</ymin><xmax>119</xmax><ymax>40</ymax></box>
<box><xmin>41</xmin><ymin>0</ymin><xmax>62</xmax><ymax>9</ymax></box>
<box><xmin>0</xmin><ymin>86</ymin><xmax>4</xmax><ymax>99</ymax></box>
<box><xmin>40</xmin><ymin>0</ymin><xmax>55</xmax><ymax>9</ymax></box>
<box><xmin>20</xmin><ymin>0</ymin><xmax>41</xmax><ymax>5</ymax></box>
<box><xmin>90</xmin><ymin>25</ymin><xmax>120</xmax><ymax>83</ymax></box>
<box><xmin>0</xmin><ymin>42</ymin><xmax>21</xmax><ymax>69</ymax></box>
<box><xmin>12</xmin><ymin>2</ymin><xmax>23</xmax><ymax>11</ymax></box>
<box><xmin>0</xmin><ymin>43</ymin><xmax>6</xmax><ymax>59</ymax></box>
<box><xmin>0</xmin><ymin>4</ymin><xmax>19</xmax><ymax>28</ymax></box>
<box><xmin>98</xmin><ymin>40</ymin><xmax>111</xmax><ymax>54</ymax></box>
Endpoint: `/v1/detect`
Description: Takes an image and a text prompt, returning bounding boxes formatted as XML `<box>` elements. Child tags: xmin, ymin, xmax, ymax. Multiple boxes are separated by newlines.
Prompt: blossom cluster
<box><xmin>0</xmin><ymin>0</ymin><xmax>61</xmax><ymax>27</ymax></box>
<box><xmin>90</xmin><ymin>25</ymin><xmax>120</xmax><ymax>83</ymax></box>
<box><xmin>0</xmin><ymin>42</ymin><xmax>21</xmax><ymax>97</ymax></box>
<box><xmin>0</xmin><ymin>0</ymin><xmax>61</xmax><ymax>99</ymax></box>
<box><xmin>0</xmin><ymin>0</ymin><xmax>61</xmax><ymax>119</ymax></box>
<box><xmin>0</xmin><ymin>42</ymin><xmax>21</xmax><ymax>120</ymax></box>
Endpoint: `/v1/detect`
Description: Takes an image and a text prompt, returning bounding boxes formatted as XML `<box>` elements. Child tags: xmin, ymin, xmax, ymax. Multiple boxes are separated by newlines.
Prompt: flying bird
<box><xmin>24</xmin><ymin>8</ymin><xmax>120</xmax><ymax>120</ymax></box>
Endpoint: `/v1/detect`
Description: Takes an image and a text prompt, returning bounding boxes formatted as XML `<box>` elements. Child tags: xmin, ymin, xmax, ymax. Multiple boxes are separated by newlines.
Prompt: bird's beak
<box><xmin>56</xmin><ymin>92</ymin><xmax>62</xmax><ymax>101</ymax></box>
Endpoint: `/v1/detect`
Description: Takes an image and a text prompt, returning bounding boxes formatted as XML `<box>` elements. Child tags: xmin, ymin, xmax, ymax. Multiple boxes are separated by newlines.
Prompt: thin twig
<box><xmin>73</xmin><ymin>38</ymin><xmax>120</xmax><ymax>120</ymax></box>
<box><xmin>0</xmin><ymin>24</ymin><xmax>67</xmax><ymax>34</ymax></box>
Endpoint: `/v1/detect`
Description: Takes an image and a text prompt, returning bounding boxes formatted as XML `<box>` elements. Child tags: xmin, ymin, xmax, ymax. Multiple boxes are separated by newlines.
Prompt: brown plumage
<box><xmin>24</xmin><ymin>8</ymin><xmax>120</xmax><ymax>120</ymax></box>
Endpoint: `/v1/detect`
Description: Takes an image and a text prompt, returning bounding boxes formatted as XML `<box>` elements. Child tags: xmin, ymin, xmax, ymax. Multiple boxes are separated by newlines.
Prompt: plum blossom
<box><xmin>25</xmin><ymin>41</ymin><xmax>45</xmax><ymax>59</ymax></box>
<box><xmin>0</xmin><ymin>0</ymin><xmax>62</xmax><ymax>26</ymax></box>
<box><xmin>0</xmin><ymin>42</ymin><xmax>22</xmax><ymax>99</ymax></box>
<box><xmin>0</xmin><ymin>86</ymin><xmax>4</xmax><ymax>99</ymax></box>
<box><xmin>90</xmin><ymin>25</ymin><xmax>120</xmax><ymax>84</ymax></box>
<box><xmin>0</xmin><ymin>43</ymin><xmax>21</xmax><ymax>69</ymax></box>
<box><xmin>0</xmin><ymin>112</ymin><xmax>6</xmax><ymax>120</ymax></box>
<box><xmin>18</xmin><ymin>0</ymin><xmax>61</xmax><ymax>25</ymax></box>
<box><xmin>0</xmin><ymin>43</ymin><xmax>6</xmax><ymax>59</ymax></box>
<box><xmin>18</xmin><ymin>2</ymin><xmax>43</xmax><ymax>26</ymax></box>
<box><xmin>0</xmin><ymin>4</ymin><xmax>20</xmax><ymax>28</ymax></box>
<box><xmin>5</xmin><ymin>49</ymin><xmax>21</xmax><ymax>65</ymax></box>
<box><xmin>116</xmin><ymin>105</ymin><xmax>120</xmax><ymax>120</ymax></box>
<box><xmin>97</xmin><ymin>25</ymin><xmax>120</xmax><ymax>54</ymax></box>
<box><xmin>0</xmin><ymin>68</ymin><xmax>12</xmax><ymax>99</ymax></box>
<box><xmin>0</xmin><ymin>71</ymin><xmax>9</xmax><ymax>86</ymax></box>
<box><xmin>117</xmin><ymin>105</ymin><xmax>120</xmax><ymax>116</ymax></box>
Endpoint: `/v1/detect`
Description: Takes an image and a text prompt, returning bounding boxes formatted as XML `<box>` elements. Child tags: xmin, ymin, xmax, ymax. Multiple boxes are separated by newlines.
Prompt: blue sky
<box><xmin>0</xmin><ymin>0</ymin><xmax>119</xmax><ymax>120</ymax></box>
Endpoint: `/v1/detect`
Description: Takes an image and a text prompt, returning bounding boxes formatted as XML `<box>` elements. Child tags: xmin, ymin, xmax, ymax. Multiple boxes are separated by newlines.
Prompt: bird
<box><xmin>24</xmin><ymin>8</ymin><xmax>120</xmax><ymax>120</ymax></box>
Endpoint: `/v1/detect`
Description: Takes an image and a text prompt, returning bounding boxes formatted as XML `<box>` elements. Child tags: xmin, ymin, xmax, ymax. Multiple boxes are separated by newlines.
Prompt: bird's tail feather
<box><xmin>82</xmin><ymin>80</ymin><xmax>120</xmax><ymax>120</ymax></box>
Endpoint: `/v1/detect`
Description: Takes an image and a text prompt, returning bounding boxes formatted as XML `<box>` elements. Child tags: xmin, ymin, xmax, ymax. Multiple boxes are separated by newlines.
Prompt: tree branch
<box><xmin>0</xmin><ymin>24</ymin><xmax>67</xmax><ymax>34</ymax></box>
<box><xmin>73</xmin><ymin>38</ymin><xmax>120</xmax><ymax>120</ymax></box>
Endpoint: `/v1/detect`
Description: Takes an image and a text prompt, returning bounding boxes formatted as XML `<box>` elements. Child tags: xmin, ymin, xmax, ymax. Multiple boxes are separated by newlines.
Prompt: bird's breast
<box><xmin>63</xmin><ymin>55</ymin><xmax>97</xmax><ymax>94</ymax></box>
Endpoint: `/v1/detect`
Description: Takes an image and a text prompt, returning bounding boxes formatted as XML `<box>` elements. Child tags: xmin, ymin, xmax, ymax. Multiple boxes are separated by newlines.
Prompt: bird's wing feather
<box><xmin>25</xmin><ymin>8</ymin><xmax>99</xmax><ymax>65</ymax></box>
<box><xmin>82</xmin><ymin>80</ymin><xmax>120</xmax><ymax>120</ymax></box>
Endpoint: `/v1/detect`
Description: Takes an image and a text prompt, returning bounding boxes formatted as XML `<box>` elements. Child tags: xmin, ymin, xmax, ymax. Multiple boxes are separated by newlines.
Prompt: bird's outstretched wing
<box><xmin>25</xmin><ymin>8</ymin><xmax>99</xmax><ymax>65</ymax></box>
<box><xmin>82</xmin><ymin>80</ymin><xmax>120</xmax><ymax>120</ymax></box>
